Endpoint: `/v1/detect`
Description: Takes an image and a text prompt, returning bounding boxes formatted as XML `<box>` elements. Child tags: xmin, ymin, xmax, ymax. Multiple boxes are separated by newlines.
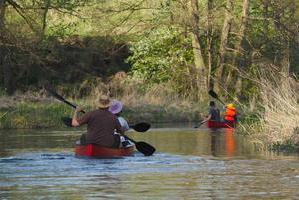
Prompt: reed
<box><xmin>83</xmin><ymin>74</ymin><xmax>207</xmax><ymax>123</ymax></box>
<box><xmin>241</xmin><ymin>69</ymin><xmax>299</xmax><ymax>151</ymax></box>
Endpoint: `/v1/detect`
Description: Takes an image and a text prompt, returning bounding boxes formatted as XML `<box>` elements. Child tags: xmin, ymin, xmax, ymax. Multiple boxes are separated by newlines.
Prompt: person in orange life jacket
<box><xmin>200</xmin><ymin>101</ymin><xmax>221</xmax><ymax>124</ymax></box>
<box><xmin>224</xmin><ymin>103</ymin><xmax>237</xmax><ymax>122</ymax></box>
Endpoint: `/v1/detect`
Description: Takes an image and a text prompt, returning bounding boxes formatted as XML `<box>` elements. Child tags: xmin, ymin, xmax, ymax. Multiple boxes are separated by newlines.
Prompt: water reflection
<box><xmin>133</xmin><ymin>127</ymin><xmax>254</xmax><ymax>159</ymax></box>
<box><xmin>210</xmin><ymin>128</ymin><xmax>236</xmax><ymax>157</ymax></box>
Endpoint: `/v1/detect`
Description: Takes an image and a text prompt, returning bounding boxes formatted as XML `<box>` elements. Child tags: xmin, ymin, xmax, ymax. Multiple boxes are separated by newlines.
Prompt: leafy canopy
<box><xmin>127</xmin><ymin>27</ymin><xmax>193</xmax><ymax>87</ymax></box>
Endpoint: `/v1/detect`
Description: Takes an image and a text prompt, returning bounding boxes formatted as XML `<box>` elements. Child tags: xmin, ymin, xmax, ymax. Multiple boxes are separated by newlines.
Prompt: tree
<box><xmin>229</xmin><ymin>0</ymin><xmax>251</xmax><ymax>94</ymax></box>
<box><xmin>214</xmin><ymin>0</ymin><xmax>234</xmax><ymax>93</ymax></box>
<box><xmin>189</xmin><ymin>0</ymin><xmax>208</xmax><ymax>99</ymax></box>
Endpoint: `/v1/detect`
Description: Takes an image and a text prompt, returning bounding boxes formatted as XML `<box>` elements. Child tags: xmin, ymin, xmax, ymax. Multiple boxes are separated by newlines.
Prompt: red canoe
<box><xmin>75</xmin><ymin>144</ymin><xmax>135</xmax><ymax>158</ymax></box>
<box><xmin>207</xmin><ymin>120</ymin><xmax>236</xmax><ymax>129</ymax></box>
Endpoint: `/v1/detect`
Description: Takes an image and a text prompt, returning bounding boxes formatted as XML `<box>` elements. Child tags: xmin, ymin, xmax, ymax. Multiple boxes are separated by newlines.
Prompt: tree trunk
<box><xmin>0</xmin><ymin>0</ymin><xmax>5</xmax><ymax>29</ymax></box>
<box><xmin>227</xmin><ymin>0</ymin><xmax>250</xmax><ymax>94</ymax></box>
<box><xmin>3</xmin><ymin>57</ymin><xmax>14</xmax><ymax>95</ymax></box>
<box><xmin>41</xmin><ymin>0</ymin><xmax>51</xmax><ymax>38</ymax></box>
<box><xmin>0</xmin><ymin>0</ymin><xmax>7</xmax><ymax>93</ymax></box>
<box><xmin>281</xmin><ymin>42</ymin><xmax>290</xmax><ymax>75</ymax></box>
<box><xmin>206</xmin><ymin>0</ymin><xmax>213</xmax><ymax>90</ymax></box>
<box><xmin>214</xmin><ymin>0</ymin><xmax>234</xmax><ymax>93</ymax></box>
<box><xmin>190</xmin><ymin>0</ymin><xmax>207</xmax><ymax>99</ymax></box>
<box><xmin>0</xmin><ymin>0</ymin><xmax>14</xmax><ymax>95</ymax></box>
<box><xmin>279</xmin><ymin>0</ymin><xmax>296</xmax><ymax>74</ymax></box>
<box><xmin>262</xmin><ymin>0</ymin><xmax>269</xmax><ymax>35</ymax></box>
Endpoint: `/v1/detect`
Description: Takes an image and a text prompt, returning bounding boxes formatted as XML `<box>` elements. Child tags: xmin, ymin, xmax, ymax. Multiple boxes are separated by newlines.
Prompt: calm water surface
<box><xmin>0</xmin><ymin>125</ymin><xmax>299</xmax><ymax>200</ymax></box>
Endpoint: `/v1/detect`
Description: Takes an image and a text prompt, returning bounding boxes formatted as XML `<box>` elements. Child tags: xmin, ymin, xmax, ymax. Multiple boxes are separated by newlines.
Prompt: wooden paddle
<box><xmin>208</xmin><ymin>90</ymin><xmax>225</xmax><ymax>105</ymax></box>
<box><xmin>46</xmin><ymin>86</ymin><xmax>155</xmax><ymax>156</ymax></box>
<box><xmin>61</xmin><ymin>117</ymin><xmax>151</xmax><ymax>132</ymax></box>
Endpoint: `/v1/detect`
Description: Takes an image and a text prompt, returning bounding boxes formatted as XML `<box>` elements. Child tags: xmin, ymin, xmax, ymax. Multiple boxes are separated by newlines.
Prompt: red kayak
<box><xmin>75</xmin><ymin>144</ymin><xmax>135</xmax><ymax>158</ymax></box>
<box><xmin>207</xmin><ymin>120</ymin><xmax>236</xmax><ymax>128</ymax></box>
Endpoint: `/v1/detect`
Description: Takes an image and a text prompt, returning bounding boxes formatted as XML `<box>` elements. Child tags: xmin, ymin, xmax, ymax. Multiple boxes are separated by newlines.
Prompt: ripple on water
<box><xmin>1</xmin><ymin>149</ymin><xmax>299</xmax><ymax>199</ymax></box>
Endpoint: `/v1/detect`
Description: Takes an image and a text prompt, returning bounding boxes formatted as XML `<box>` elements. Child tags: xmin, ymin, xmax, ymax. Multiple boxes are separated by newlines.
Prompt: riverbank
<box><xmin>0</xmin><ymin>96</ymin><xmax>205</xmax><ymax>129</ymax></box>
<box><xmin>1</xmin><ymin>85</ymin><xmax>298</xmax><ymax>153</ymax></box>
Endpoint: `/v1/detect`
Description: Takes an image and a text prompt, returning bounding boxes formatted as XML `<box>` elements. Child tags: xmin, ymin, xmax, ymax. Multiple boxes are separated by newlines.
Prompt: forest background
<box><xmin>0</xmin><ymin>0</ymin><xmax>298</xmax><ymax>151</ymax></box>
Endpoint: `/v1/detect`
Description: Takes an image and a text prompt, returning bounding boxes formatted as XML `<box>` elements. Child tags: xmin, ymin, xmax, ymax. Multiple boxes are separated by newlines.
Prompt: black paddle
<box><xmin>123</xmin><ymin>135</ymin><xmax>155</xmax><ymax>156</ymax></box>
<box><xmin>61</xmin><ymin>117</ymin><xmax>151</xmax><ymax>132</ymax></box>
<box><xmin>45</xmin><ymin>85</ymin><xmax>86</xmax><ymax>114</ymax></box>
<box><xmin>129</xmin><ymin>122</ymin><xmax>151</xmax><ymax>132</ymax></box>
<box><xmin>46</xmin><ymin>86</ymin><xmax>155</xmax><ymax>156</ymax></box>
<box><xmin>208</xmin><ymin>90</ymin><xmax>225</xmax><ymax>105</ymax></box>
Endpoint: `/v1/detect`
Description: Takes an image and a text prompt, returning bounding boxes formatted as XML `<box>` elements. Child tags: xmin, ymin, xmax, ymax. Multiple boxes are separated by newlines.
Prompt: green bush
<box><xmin>127</xmin><ymin>27</ymin><xmax>193</xmax><ymax>91</ymax></box>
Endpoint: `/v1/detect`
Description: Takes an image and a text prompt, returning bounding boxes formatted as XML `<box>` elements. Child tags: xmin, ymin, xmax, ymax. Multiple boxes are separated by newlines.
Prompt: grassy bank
<box><xmin>0</xmin><ymin>99</ymin><xmax>206</xmax><ymax>129</ymax></box>
<box><xmin>0</xmin><ymin>103</ymin><xmax>71</xmax><ymax>129</ymax></box>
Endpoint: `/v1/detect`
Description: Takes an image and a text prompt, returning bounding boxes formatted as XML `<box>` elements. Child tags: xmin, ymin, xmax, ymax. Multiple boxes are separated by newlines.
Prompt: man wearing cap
<box><xmin>72</xmin><ymin>95</ymin><xmax>124</xmax><ymax>148</ymax></box>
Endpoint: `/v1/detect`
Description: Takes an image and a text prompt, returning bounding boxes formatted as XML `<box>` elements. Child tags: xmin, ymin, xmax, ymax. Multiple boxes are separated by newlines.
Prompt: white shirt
<box><xmin>118</xmin><ymin>116</ymin><xmax>130</xmax><ymax>131</ymax></box>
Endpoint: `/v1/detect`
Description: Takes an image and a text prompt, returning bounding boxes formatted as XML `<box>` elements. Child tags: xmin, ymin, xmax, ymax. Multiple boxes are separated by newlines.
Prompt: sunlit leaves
<box><xmin>127</xmin><ymin>26</ymin><xmax>193</xmax><ymax>90</ymax></box>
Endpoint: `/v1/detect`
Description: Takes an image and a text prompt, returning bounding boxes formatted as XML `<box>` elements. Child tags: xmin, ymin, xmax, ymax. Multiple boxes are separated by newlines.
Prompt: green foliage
<box><xmin>127</xmin><ymin>27</ymin><xmax>193</xmax><ymax>88</ymax></box>
<box><xmin>47</xmin><ymin>22</ymin><xmax>79</xmax><ymax>38</ymax></box>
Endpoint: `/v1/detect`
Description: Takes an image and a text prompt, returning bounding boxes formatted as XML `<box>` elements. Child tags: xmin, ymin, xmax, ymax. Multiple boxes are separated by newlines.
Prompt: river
<box><xmin>1</xmin><ymin>125</ymin><xmax>299</xmax><ymax>199</ymax></box>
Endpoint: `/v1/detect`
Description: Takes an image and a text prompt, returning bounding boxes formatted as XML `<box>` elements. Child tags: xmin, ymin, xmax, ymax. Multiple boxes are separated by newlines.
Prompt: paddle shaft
<box><xmin>194</xmin><ymin>121</ymin><xmax>206</xmax><ymax>128</ymax></box>
<box><xmin>63</xmin><ymin>99</ymin><xmax>86</xmax><ymax>114</ymax></box>
<box><xmin>123</xmin><ymin>135</ymin><xmax>137</xmax><ymax>143</ymax></box>
<box><xmin>208</xmin><ymin>90</ymin><xmax>225</xmax><ymax>105</ymax></box>
<box><xmin>215</xmin><ymin>97</ymin><xmax>225</xmax><ymax>105</ymax></box>
<box><xmin>46</xmin><ymin>87</ymin><xmax>86</xmax><ymax>114</ymax></box>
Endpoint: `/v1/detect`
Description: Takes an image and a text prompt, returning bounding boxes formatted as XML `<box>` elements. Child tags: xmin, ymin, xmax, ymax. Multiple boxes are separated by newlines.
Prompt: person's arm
<box><xmin>72</xmin><ymin>106</ymin><xmax>82</xmax><ymax>127</ymax></box>
<box><xmin>201</xmin><ymin>114</ymin><xmax>211</xmax><ymax>124</ymax></box>
<box><xmin>119</xmin><ymin>117</ymin><xmax>130</xmax><ymax>131</ymax></box>
<box><xmin>115</xmin><ymin>118</ymin><xmax>125</xmax><ymax>135</ymax></box>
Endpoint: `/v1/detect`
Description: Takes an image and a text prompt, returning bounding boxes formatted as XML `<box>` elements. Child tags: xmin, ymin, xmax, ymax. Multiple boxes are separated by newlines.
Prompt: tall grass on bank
<box><xmin>0</xmin><ymin>103</ymin><xmax>72</xmax><ymax>129</ymax></box>
<box><xmin>83</xmin><ymin>73</ymin><xmax>208</xmax><ymax>124</ymax></box>
<box><xmin>0</xmin><ymin>74</ymin><xmax>208</xmax><ymax>128</ymax></box>
<box><xmin>242</xmin><ymin>69</ymin><xmax>299</xmax><ymax>151</ymax></box>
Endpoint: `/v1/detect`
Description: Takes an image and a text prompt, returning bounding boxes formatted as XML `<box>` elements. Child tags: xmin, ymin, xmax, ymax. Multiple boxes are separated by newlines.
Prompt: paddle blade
<box><xmin>208</xmin><ymin>90</ymin><xmax>218</xmax><ymax>99</ymax></box>
<box><xmin>62</xmin><ymin>117</ymin><xmax>73</xmax><ymax>127</ymax></box>
<box><xmin>130</xmin><ymin>122</ymin><xmax>151</xmax><ymax>132</ymax></box>
<box><xmin>135</xmin><ymin>142</ymin><xmax>156</xmax><ymax>156</ymax></box>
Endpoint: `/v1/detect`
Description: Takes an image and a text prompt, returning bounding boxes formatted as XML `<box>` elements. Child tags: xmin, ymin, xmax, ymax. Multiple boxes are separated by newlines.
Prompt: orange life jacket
<box><xmin>224</xmin><ymin>107</ymin><xmax>236</xmax><ymax>121</ymax></box>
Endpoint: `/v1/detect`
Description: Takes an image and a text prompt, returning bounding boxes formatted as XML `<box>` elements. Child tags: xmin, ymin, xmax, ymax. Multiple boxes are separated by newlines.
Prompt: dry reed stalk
<box><xmin>256</xmin><ymin>69</ymin><xmax>299</xmax><ymax>146</ymax></box>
